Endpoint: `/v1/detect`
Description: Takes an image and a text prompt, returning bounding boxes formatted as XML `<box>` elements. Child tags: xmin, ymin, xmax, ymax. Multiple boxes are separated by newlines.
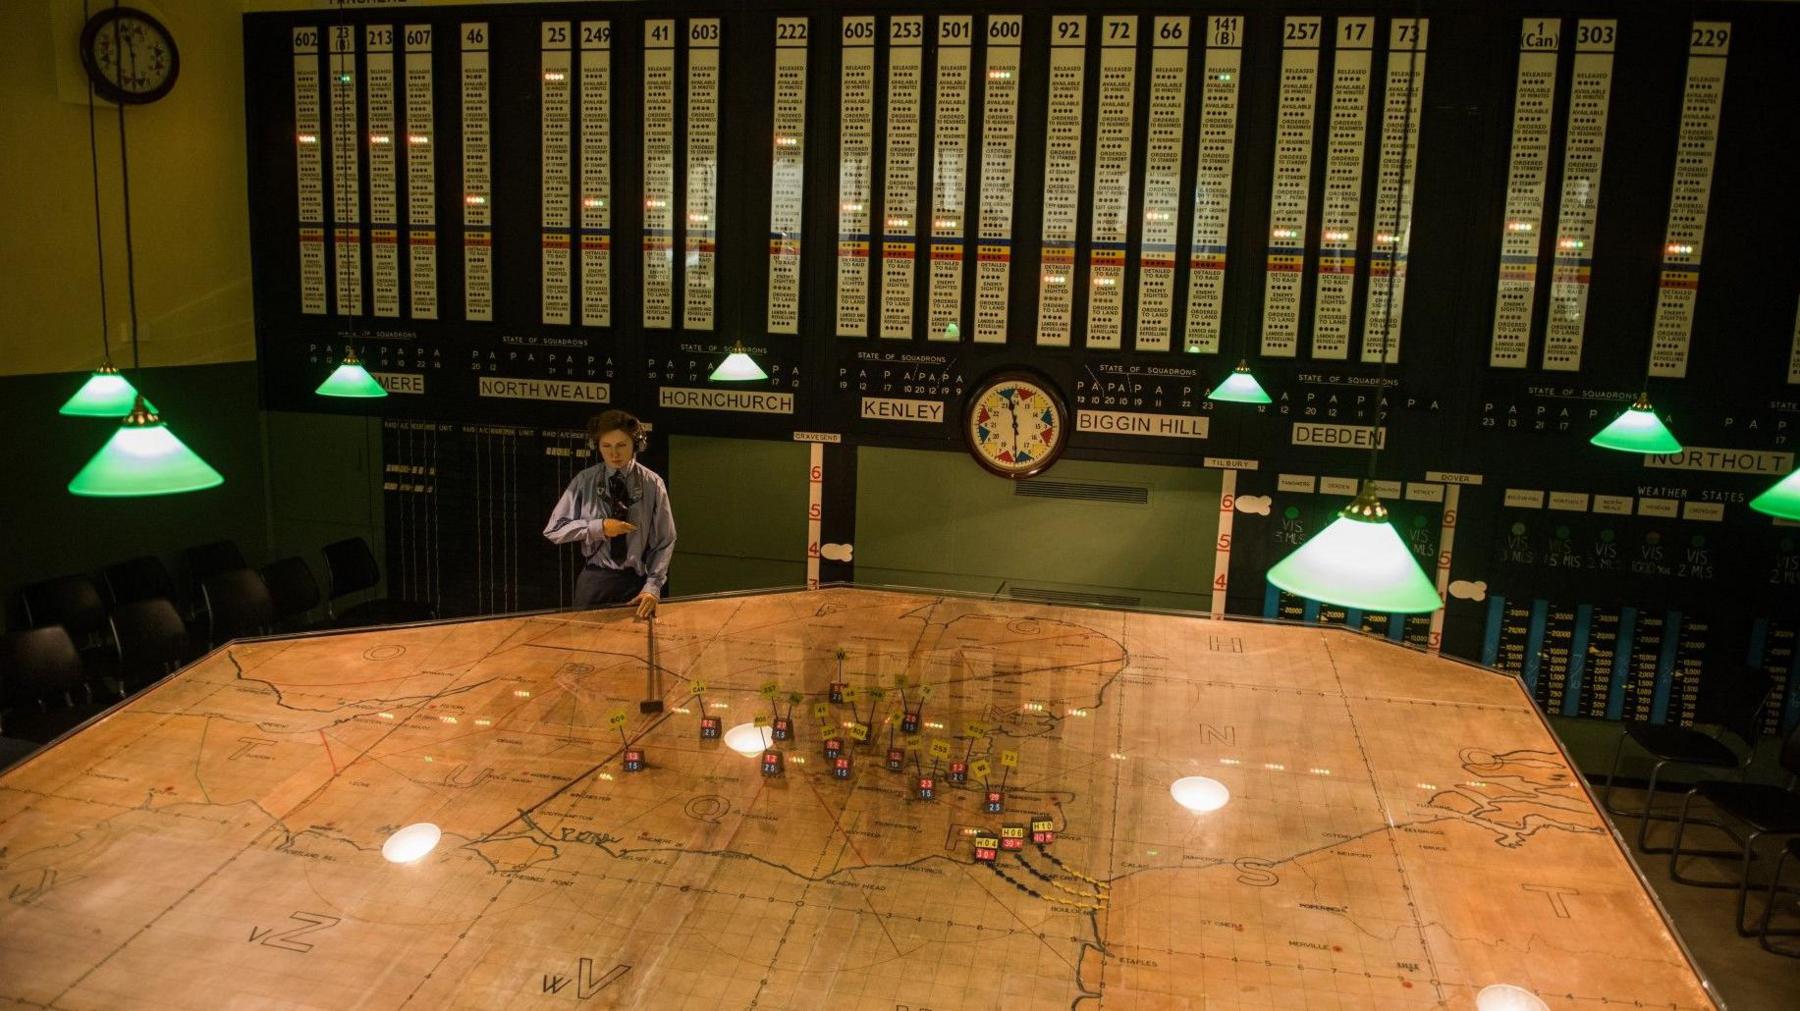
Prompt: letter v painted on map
<box><xmin>577</xmin><ymin>959</ymin><xmax>630</xmax><ymax>998</ymax></box>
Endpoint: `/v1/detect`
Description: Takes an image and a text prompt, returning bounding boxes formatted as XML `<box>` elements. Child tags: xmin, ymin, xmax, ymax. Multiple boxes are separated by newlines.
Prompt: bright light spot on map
<box><xmin>474</xmin><ymin>719</ymin><xmax>491</xmax><ymax>727</ymax></box>
<box><xmin>1218</xmin><ymin>758</ymin><xmax>1241</xmax><ymax>766</ymax></box>
<box><xmin>1110</xmin><ymin>753</ymin><xmax>1127</xmax><ymax>760</ymax></box>
<box><xmin>1476</xmin><ymin>984</ymin><xmax>1548</xmax><ymax>1011</ymax></box>
<box><xmin>1311</xmin><ymin>768</ymin><xmax>1331</xmax><ymax>776</ymax></box>
<box><xmin>713</xmin><ymin>703</ymin><xmax>729</xmax><ymax>709</ymax></box>
<box><xmin>1263</xmin><ymin>763</ymin><xmax>1284</xmax><ymax>771</ymax></box>
<box><xmin>514</xmin><ymin>690</ymin><xmax>532</xmax><ymax>699</ymax></box>
<box><xmin>378</xmin><ymin>712</ymin><xmax>394</xmax><ymax>720</ymax></box>
<box><xmin>1418</xmin><ymin>783</ymin><xmax>1437</xmax><ymax>791</ymax></box>
<box><xmin>422</xmin><ymin>756</ymin><xmax>433</xmax><ymax>763</ymax></box>
<box><xmin>1171</xmin><ymin>777</ymin><xmax>1230</xmax><ymax>813</ymax></box>
<box><xmin>1068</xmin><ymin>709</ymin><xmax>1089</xmax><ymax>717</ymax></box>
<box><xmin>382</xmin><ymin>823</ymin><xmax>441</xmax><ymax>864</ymax></box>
<box><xmin>674</xmin><ymin>707</ymin><xmax>691</xmax><ymax>715</ymax></box>
<box><xmin>726</xmin><ymin>723</ymin><xmax>774</xmax><ymax>757</ymax></box>
<box><xmin>925</xmin><ymin>721</ymin><xmax>944</xmax><ymax>729</ymax></box>
<box><xmin>599</xmin><ymin>773</ymin><xmax>614</xmax><ymax>781</ymax></box>
<box><xmin>440</xmin><ymin>716</ymin><xmax>458</xmax><ymax>724</ymax></box>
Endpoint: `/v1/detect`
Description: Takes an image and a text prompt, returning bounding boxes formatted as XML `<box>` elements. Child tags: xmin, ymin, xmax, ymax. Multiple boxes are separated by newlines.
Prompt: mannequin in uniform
<box><xmin>543</xmin><ymin>410</ymin><xmax>675</xmax><ymax>617</ymax></box>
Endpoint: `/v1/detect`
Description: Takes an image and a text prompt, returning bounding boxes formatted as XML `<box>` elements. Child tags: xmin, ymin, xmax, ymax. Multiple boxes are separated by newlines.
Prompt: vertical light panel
<box><xmin>685</xmin><ymin>18</ymin><xmax>721</xmax><ymax>331</ymax></box>
<box><xmin>642</xmin><ymin>20</ymin><xmax>675</xmax><ymax>330</ymax></box>
<box><xmin>1085</xmin><ymin>15</ymin><xmax>1138</xmax><ymax>350</ymax></box>
<box><xmin>1543</xmin><ymin>19</ymin><xmax>1616</xmax><ymax>372</ymax></box>
<box><xmin>837</xmin><ymin>16</ymin><xmax>876</xmax><ymax>337</ymax></box>
<box><xmin>330</xmin><ymin>24</ymin><xmax>364</xmax><ymax>317</ymax></box>
<box><xmin>1184</xmin><ymin>16</ymin><xmax>1244</xmax><ymax>354</ymax></box>
<box><xmin>1211</xmin><ymin>469</ymin><xmax>1237</xmax><ymax>617</ymax></box>
<box><xmin>578</xmin><ymin>21</ymin><xmax>612</xmax><ymax>328</ymax></box>
<box><xmin>1361</xmin><ymin>17</ymin><xmax>1428</xmax><ymax>364</ymax></box>
<box><xmin>1649</xmin><ymin>21</ymin><xmax>1730</xmax><ymax>379</ymax></box>
<box><xmin>1310</xmin><ymin>15</ymin><xmax>1374</xmax><ymax>360</ymax></box>
<box><xmin>973</xmin><ymin>14</ymin><xmax>1022</xmax><ymax>344</ymax></box>
<box><xmin>1428</xmin><ymin>485</ymin><xmax>1460</xmax><ymax>655</ymax></box>
<box><xmin>806</xmin><ymin>443</ymin><xmax>824</xmax><ymax>590</ymax></box>
<box><xmin>1259</xmin><ymin>16</ymin><xmax>1321</xmax><ymax>358</ymax></box>
<box><xmin>403</xmin><ymin>24</ymin><xmax>436</xmax><ymax>321</ymax></box>
<box><xmin>929</xmin><ymin>15</ymin><xmax>972</xmax><ymax>341</ymax></box>
<box><xmin>1135</xmin><ymin>16</ymin><xmax>1189</xmax><ymax>352</ymax></box>
<box><xmin>541</xmin><ymin>21</ymin><xmax>573</xmax><ymax>326</ymax></box>
<box><xmin>365</xmin><ymin>25</ymin><xmax>399</xmax><ymax>319</ymax></box>
<box><xmin>1036</xmin><ymin>14</ymin><xmax>1086</xmax><ymax>348</ymax></box>
<box><xmin>1488</xmin><ymin>18</ymin><xmax>1561</xmax><ymax>368</ymax></box>
<box><xmin>293</xmin><ymin>26</ymin><xmax>326</xmax><ymax>315</ymax></box>
<box><xmin>880</xmin><ymin>15</ymin><xmax>924</xmax><ymax>340</ymax></box>
<box><xmin>767</xmin><ymin>16</ymin><xmax>810</xmax><ymax>335</ymax></box>
<box><xmin>460</xmin><ymin>22</ymin><xmax>491</xmax><ymax>322</ymax></box>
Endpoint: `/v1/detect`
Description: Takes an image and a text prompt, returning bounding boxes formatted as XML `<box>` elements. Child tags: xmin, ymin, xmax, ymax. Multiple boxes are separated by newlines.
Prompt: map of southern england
<box><xmin>0</xmin><ymin>587</ymin><xmax>1716</xmax><ymax>1009</ymax></box>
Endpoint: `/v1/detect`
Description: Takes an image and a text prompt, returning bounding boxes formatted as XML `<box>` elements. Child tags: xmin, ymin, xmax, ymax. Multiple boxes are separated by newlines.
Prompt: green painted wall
<box><xmin>854</xmin><ymin>447</ymin><xmax>1221</xmax><ymax>611</ymax></box>
<box><xmin>666</xmin><ymin>435</ymin><xmax>809</xmax><ymax>596</ymax></box>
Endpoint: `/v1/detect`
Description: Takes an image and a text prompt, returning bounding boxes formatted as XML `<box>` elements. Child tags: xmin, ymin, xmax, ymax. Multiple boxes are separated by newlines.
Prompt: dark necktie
<box><xmin>607</xmin><ymin>473</ymin><xmax>630</xmax><ymax>563</ymax></box>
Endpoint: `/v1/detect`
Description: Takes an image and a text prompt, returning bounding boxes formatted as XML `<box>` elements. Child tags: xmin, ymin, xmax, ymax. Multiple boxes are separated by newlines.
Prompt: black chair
<box><xmin>0</xmin><ymin>626</ymin><xmax>107</xmax><ymax>743</ymax></box>
<box><xmin>321</xmin><ymin>537</ymin><xmax>435</xmax><ymax>627</ymax></box>
<box><xmin>20</xmin><ymin>574</ymin><xmax>111</xmax><ymax>648</ymax></box>
<box><xmin>1600</xmin><ymin>676</ymin><xmax>1772</xmax><ymax>852</ymax></box>
<box><xmin>101</xmin><ymin>555</ymin><xmax>178</xmax><ymax>608</ymax></box>
<box><xmin>109</xmin><ymin>599</ymin><xmax>195</xmax><ymax>690</ymax></box>
<box><xmin>1757</xmin><ymin>836</ymin><xmax>1800</xmax><ymax>956</ymax></box>
<box><xmin>200</xmin><ymin>569</ymin><xmax>275</xmax><ymax>646</ymax></box>
<box><xmin>181</xmin><ymin>540</ymin><xmax>247</xmax><ymax>593</ymax></box>
<box><xmin>0</xmin><ymin>735</ymin><xmax>37</xmax><ymax>772</ymax></box>
<box><xmin>260</xmin><ymin>556</ymin><xmax>322</xmax><ymax>629</ymax></box>
<box><xmin>1666</xmin><ymin>722</ymin><xmax>1800</xmax><ymax>935</ymax></box>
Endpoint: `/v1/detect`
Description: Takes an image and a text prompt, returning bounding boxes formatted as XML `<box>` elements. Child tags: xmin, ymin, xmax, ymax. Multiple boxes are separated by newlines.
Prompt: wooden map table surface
<box><xmin>0</xmin><ymin>588</ymin><xmax>1717</xmax><ymax>1010</ymax></box>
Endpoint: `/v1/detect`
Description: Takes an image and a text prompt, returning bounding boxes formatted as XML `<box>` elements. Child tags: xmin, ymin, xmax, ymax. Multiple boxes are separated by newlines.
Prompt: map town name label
<box><xmin>1643</xmin><ymin>446</ymin><xmax>1793</xmax><ymax>475</ymax></box>
<box><xmin>860</xmin><ymin>397</ymin><xmax>944</xmax><ymax>423</ymax></box>
<box><xmin>1077</xmin><ymin>409</ymin><xmax>1209</xmax><ymax>439</ymax></box>
<box><xmin>659</xmin><ymin>386</ymin><xmax>794</xmax><ymax>414</ymax></box>
<box><xmin>477</xmin><ymin>377</ymin><xmax>610</xmax><ymax>402</ymax></box>
<box><xmin>372</xmin><ymin>372</ymin><xmax>425</xmax><ymax>394</ymax></box>
<box><xmin>1292</xmin><ymin>422</ymin><xmax>1385</xmax><ymax>449</ymax></box>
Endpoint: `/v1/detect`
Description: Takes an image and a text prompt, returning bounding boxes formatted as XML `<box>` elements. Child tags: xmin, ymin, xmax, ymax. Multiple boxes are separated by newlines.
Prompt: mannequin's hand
<box><xmin>603</xmin><ymin>518</ymin><xmax>637</xmax><ymax>538</ymax></box>
<box><xmin>633</xmin><ymin>591</ymin><xmax>659</xmax><ymax>619</ymax></box>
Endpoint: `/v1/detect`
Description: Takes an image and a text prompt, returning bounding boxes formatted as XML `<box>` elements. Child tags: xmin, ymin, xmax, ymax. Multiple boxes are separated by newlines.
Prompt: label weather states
<box><xmin>1135</xmin><ymin>16</ymin><xmax>1189</xmax><ymax>352</ymax></box>
<box><xmin>1036</xmin><ymin>14</ymin><xmax>1087</xmax><ymax>348</ymax></box>
<box><xmin>1489</xmin><ymin>19</ymin><xmax>1561</xmax><ymax>368</ymax></box>
<box><xmin>686</xmin><ymin>18</ymin><xmax>720</xmax><ymax>331</ymax></box>
<box><xmin>643</xmin><ymin>20</ymin><xmax>675</xmax><ymax>329</ymax></box>
<box><xmin>461</xmin><ymin>22</ymin><xmax>492</xmax><ymax>322</ymax></box>
<box><xmin>880</xmin><ymin>16</ymin><xmax>924</xmax><ymax>340</ymax></box>
<box><xmin>404</xmin><ymin>24</ymin><xmax>437</xmax><ymax>320</ymax></box>
<box><xmin>329</xmin><ymin>25</ymin><xmax>363</xmax><ymax>318</ymax></box>
<box><xmin>1362</xmin><ymin>18</ymin><xmax>1427</xmax><ymax>364</ymax></box>
<box><xmin>973</xmin><ymin>14</ymin><xmax>1021</xmax><ymax>344</ymax></box>
<box><xmin>767</xmin><ymin>17</ymin><xmax>809</xmax><ymax>335</ymax></box>
<box><xmin>365</xmin><ymin>25</ymin><xmax>399</xmax><ymax>318</ymax></box>
<box><xmin>1259</xmin><ymin>16</ymin><xmax>1320</xmax><ymax>358</ymax></box>
<box><xmin>1086</xmin><ymin>16</ymin><xmax>1138</xmax><ymax>350</ymax></box>
<box><xmin>1649</xmin><ymin>21</ymin><xmax>1729</xmax><ymax>379</ymax></box>
<box><xmin>294</xmin><ymin>27</ymin><xmax>326</xmax><ymax>314</ymax></box>
<box><xmin>579</xmin><ymin>21</ymin><xmax>612</xmax><ymax>327</ymax></box>
<box><xmin>929</xmin><ymin>15</ymin><xmax>972</xmax><ymax>341</ymax></box>
<box><xmin>541</xmin><ymin>21</ymin><xmax>573</xmax><ymax>325</ymax></box>
<box><xmin>1310</xmin><ymin>16</ymin><xmax>1373</xmax><ymax>361</ymax></box>
<box><xmin>837</xmin><ymin>16</ymin><xmax>876</xmax><ymax>337</ymax></box>
<box><xmin>1542</xmin><ymin>20</ymin><xmax>1615</xmax><ymax>371</ymax></box>
<box><xmin>1184</xmin><ymin>17</ymin><xmax>1244</xmax><ymax>354</ymax></box>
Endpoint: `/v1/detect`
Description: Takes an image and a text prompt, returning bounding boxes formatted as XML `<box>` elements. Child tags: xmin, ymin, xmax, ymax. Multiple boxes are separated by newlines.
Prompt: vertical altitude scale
<box><xmin>642</xmin><ymin>20</ymin><xmax>675</xmax><ymax>330</ymax></box>
<box><xmin>330</xmin><ymin>24</ymin><xmax>364</xmax><ymax>317</ymax></box>
<box><xmin>928</xmin><ymin>15</ymin><xmax>972</xmax><ymax>341</ymax></box>
<box><xmin>541</xmin><ymin>21</ymin><xmax>573</xmax><ymax>326</ymax></box>
<box><xmin>836</xmin><ymin>15</ymin><xmax>876</xmax><ymax>337</ymax></box>
<box><xmin>366</xmin><ymin>24</ymin><xmax>399</xmax><ymax>319</ymax></box>
<box><xmin>972</xmin><ymin>14</ymin><xmax>1021</xmax><ymax>344</ymax></box>
<box><xmin>1035</xmin><ymin>14</ymin><xmax>1086</xmax><ymax>348</ymax></box>
<box><xmin>1542</xmin><ymin>20</ymin><xmax>1616</xmax><ymax>371</ymax></box>
<box><xmin>685</xmin><ymin>18</ymin><xmax>721</xmax><ymax>331</ymax></box>
<box><xmin>1648</xmin><ymin>21</ymin><xmax>1730</xmax><ymax>379</ymax></box>
<box><xmin>1310</xmin><ymin>15</ymin><xmax>1373</xmax><ymax>361</ymax></box>
<box><xmin>404</xmin><ymin>24</ymin><xmax>436</xmax><ymax>320</ymax></box>
<box><xmin>578</xmin><ymin>20</ymin><xmax>611</xmax><ymax>328</ymax></box>
<box><xmin>460</xmin><ymin>22</ymin><xmax>491</xmax><ymax>322</ymax></box>
<box><xmin>1362</xmin><ymin>18</ymin><xmax>1427</xmax><ymax>363</ymax></box>
<box><xmin>1085</xmin><ymin>15</ymin><xmax>1138</xmax><ymax>350</ymax></box>
<box><xmin>1488</xmin><ymin>18</ymin><xmax>1561</xmax><ymax>368</ymax></box>
<box><xmin>1259</xmin><ymin>16</ymin><xmax>1321</xmax><ymax>358</ymax></box>
<box><xmin>294</xmin><ymin>26</ymin><xmax>326</xmax><ymax>315</ymax></box>
<box><xmin>880</xmin><ymin>15</ymin><xmax>924</xmax><ymax>340</ymax></box>
<box><xmin>1183</xmin><ymin>16</ymin><xmax>1244</xmax><ymax>354</ymax></box>
<box><xmin>1134</xmin><ymin>15</ymin><xmax>1189</xmax><ymax>352</ymax></box>
<box><xmin>767</xmin><ymin>16</ymin><xmax>809</xmax><ymax>335</ymax></box>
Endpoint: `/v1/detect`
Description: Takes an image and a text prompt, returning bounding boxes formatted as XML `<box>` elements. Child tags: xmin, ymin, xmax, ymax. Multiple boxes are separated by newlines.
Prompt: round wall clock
<box><xmin>963</xmin><ymin>371</ymin><xmax>1069</xmax><ymax>479</ymax></box>
<box><xmin>80</xmin><ymin>7</ymin><xmax>179</xmax><ymax>105</ymax></box>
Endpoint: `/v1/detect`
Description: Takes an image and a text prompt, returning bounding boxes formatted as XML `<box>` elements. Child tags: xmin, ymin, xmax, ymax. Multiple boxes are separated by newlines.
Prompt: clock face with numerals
<box><xmin>81</xmin><ymin>8</ymin><xmax>179</xmax><ymax>105</ymax></box>
<box><xmin>964</xmin><ymin>372</ymin><xmax>1068</xmax><ymax>479</ymax></box>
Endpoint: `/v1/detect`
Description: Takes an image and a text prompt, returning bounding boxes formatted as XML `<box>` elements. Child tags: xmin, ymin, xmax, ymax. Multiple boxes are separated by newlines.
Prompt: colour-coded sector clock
<box><xmin>964</xmin><ymin>372</ymin><xmax>1068</xmax><ymax>479</ymax></box>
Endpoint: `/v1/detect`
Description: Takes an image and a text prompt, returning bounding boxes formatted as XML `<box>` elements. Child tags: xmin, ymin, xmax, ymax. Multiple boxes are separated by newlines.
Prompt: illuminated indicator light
<box><xmin>887</xmin><ymin>218</ymin><xmax>911</xmax><ymax>229</ymax></box>
<box><xmin>1375</xmin><ymin>232</ymin><xmax>1397</xmax><ymax>244</ymax></box>
<box><xmin>1666</xmin><ymin>243</ymin><xmax>1694</xmax><ymax>256</ymax></box>
<box><xmin>841</xmin><ymin>203</ymin><xmax>863</xmax><ymax>213</ymax></box>
<box><xmin>1094</xmin><ymin>277</ymin><xmax>1116</xmax><ymax>287</ymax></box>
<box><xmin>407</xmin><ymin>134</ymin><xmax>429</xmax><ymax>145</ymax></box>
<box><xmin>1323</xmin><ymin>230</ymin><xmax>1350</xmax><ymax>242</ymax></box>
<box><xmin>645</xmin><ymin>198</ymin><xmax>667</xmax><ymax>209</ymax></box>
<box><xmin>337</xmin><ymin>73</ymin><xmax>352</xmax><ymax>84</ymax></box>
<box><xmin>1506</xmin><ymin>221</ymin><xmax>1533</xmax><ymax>232</ymax></box>
<box><xmin>1271</xmin><ymin>228</ymin><xmax>1299</xmax><ymax>240</ymax></box>
<box><xmin>297</xmin><ymin>133</ymin><xmax>319</xmax><ymax>144</ymax></box>
<box><xmin>1171</xmin><ymin>776</ymin><xmax>1231</xmax><ymax>813</ymax></box>
<box><xmin>543</xmin><ymin>71</ymin><xmax>566</xmax><ymax>82</ymax></box>
<box><xmin>583</xmin><ymin>197</ymin><xmax>604</xmax><ymax>208</ymax></box>
<box><xmin>1044</xmin><ymin>274</ymin><xmax>1067</xmax><ymax>285</ymax></box>
<box><xmin>988</xmin><ymin>69</ymin><xmax>1012</xmax><ymax>80</ymax></box>
<box><xmin>371</xmin><ymin>134</ymin><xmax>392</xmax><ymax>145</ymax></box>
<box><xmin>381</xmin><ymin>823</ymin><xmax>441</xmax><ymax>863</ymax></box>
<box><xmin>465</xmin><ymin>195</ymin><xmax>487</xmax><ymax>206</ymax></box>
<box><xmin>934</xmin><ymin>219</ymin><xmax>958</xmax><ymax>230</ymax></box>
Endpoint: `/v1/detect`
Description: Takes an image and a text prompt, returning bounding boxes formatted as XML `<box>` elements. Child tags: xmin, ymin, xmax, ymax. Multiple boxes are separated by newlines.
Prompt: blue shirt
<box><xmin>542</xmin><ymin>459</ymin><xmax>676</xmax><ymax>596</ymax></box>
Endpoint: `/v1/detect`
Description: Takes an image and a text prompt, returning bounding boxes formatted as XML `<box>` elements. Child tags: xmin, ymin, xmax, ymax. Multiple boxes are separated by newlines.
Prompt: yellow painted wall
<box><xmin>0</xmin><ymin>0</ymin><xmax>254</xmax><ymax>378</ymax></box>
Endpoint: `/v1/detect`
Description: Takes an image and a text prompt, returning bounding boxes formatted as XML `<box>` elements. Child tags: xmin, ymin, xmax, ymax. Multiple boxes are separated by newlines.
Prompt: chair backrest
<box><xmin>102</xmin><ymin>555</ymin><xmax>177</xmax><ymax>607</ymax></box>
<box><xmin>109</xmin><ymin>599</ymin><xmax>193</xmax><ymax>678</ymax></box>
<box><xmin>1</xmin><ymin>626</ymin><xmax>86</xmax><ymax>705</ymax></box>
<box><xmin>321</xmin><ymin>537</ymin><xmax>381</xmax><ymax>600</ymax></box>
<box><xmin>201</xmin><ymin>569</ymin><xmax>274</xmax><ymax>644</ymax></box>
<box><xmin>260</xmin><ymin>557</ymin><xmax>321</xmax><ymax>621</ymax></box>
<box><xmin>20</xmin><ymin>575</ymin><xmax>108</xmax><ymax>639</ymax></box>
<box><xmin>1721</xmin><ymin>676</ymin><xmax>1778</xmax><ymax>750</ymax></box>
<box><xmin>182</xmin><ymin>540</ymin><xmax>248</xmax><ymax>590</ymax></box>
<box><xmin>1782</xmin><ymin>720</ymin><xmax>1800</xmax><ymax>780</ymax></box>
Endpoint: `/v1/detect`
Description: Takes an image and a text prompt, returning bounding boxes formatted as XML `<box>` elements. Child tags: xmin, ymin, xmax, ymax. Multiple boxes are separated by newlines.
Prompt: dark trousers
<box><xmin>574</xmin><ymin>566</ymin><xmax>647</xmax><ymax>609</ymax></box>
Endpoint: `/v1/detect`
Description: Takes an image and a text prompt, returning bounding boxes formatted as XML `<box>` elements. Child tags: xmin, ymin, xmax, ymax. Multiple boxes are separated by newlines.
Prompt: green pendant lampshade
<box><xmin>709</xmin><ymin>342</ymin><xmax>769</xmax><ymax>382</ymax></box>
<box><xmin>1750</xmin><ymin>468</ymin><xmax>1800</xmax><ymax>521</ymax></box>
<box><xmin>1208</xmin><ymin>360</ymin><xmax>1272</xmax><ymax>405</ymax></box>
<box><xmin>68</xmin><ymin>397</ymin><xmax>224</xmax><ymax>497</ymax></box>
<box><xmin>59</xmin><ymin>361</ymin><xmax>145</xmax><ymax>417</ymax></box>
<box><xmin>315</xmin><ymin>346</ymin><xmax>388</xmax><ymax>398</ymax></box>
<box><xmin>1590</xmin><ymin>393</ymin><xmax>1680</xmax><ymax>454</ymax></box>
<box><xmin>1266</xmin><ymin>488</ymin><xmax>1443</xmax><ymax>614</ymax></box>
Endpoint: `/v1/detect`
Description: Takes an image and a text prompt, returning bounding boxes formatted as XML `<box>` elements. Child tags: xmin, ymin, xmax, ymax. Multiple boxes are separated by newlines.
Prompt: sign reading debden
<box><xmin>1291</xmin><ymin>423</ymin><xmax>1385</xmax><ymax>449</ymax></box>
<box><xmin>1076</xmin><ymin>410</ymin><xmax>1209</xmax><ymax>439</ymax></box>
